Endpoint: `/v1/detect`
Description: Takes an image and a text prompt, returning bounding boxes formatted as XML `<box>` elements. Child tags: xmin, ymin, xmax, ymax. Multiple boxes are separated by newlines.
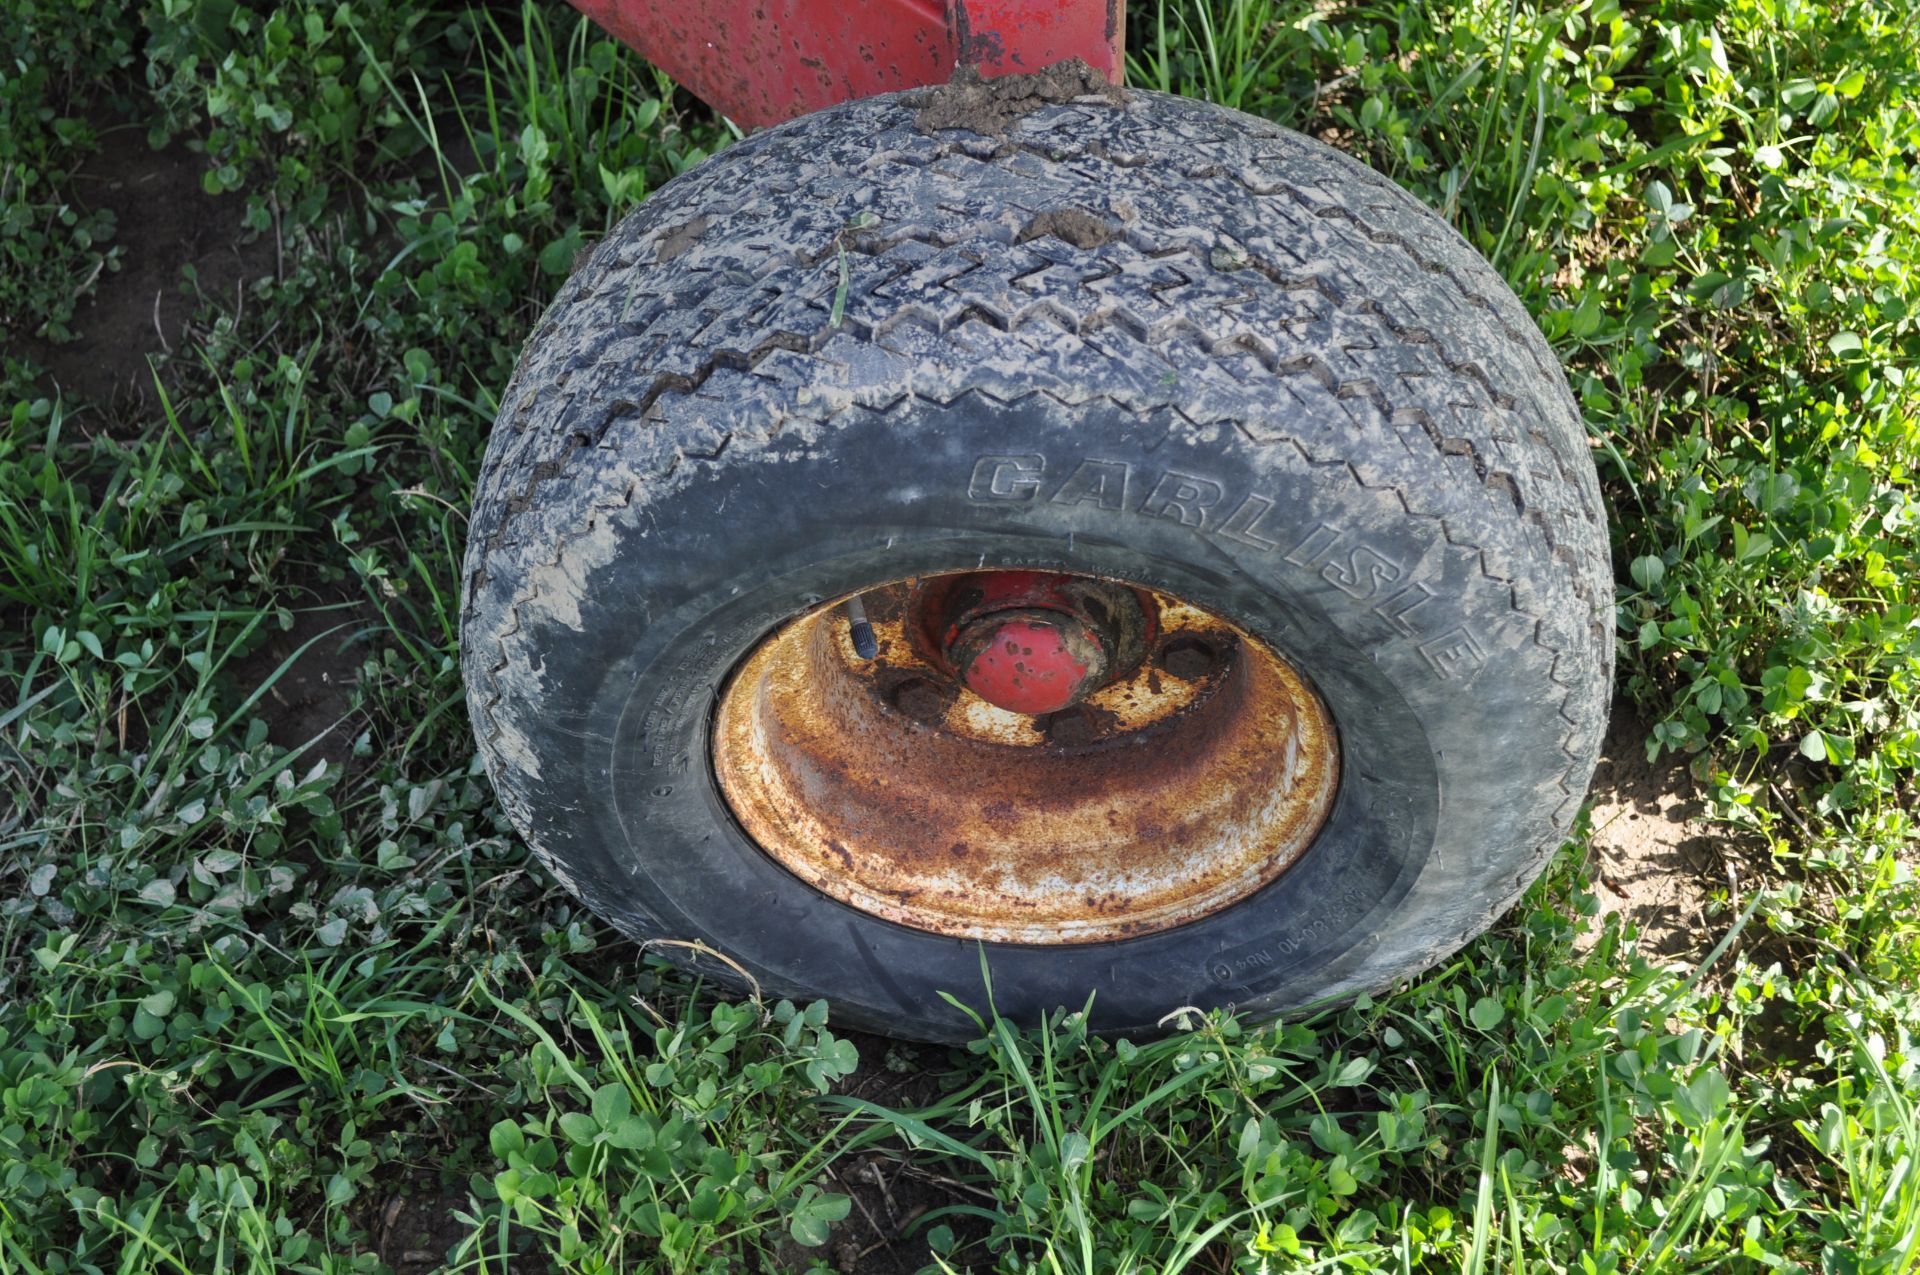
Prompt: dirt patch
<box><xmin>1578</xmin><ymin>704</ymin><xmax>1732</xmax><ymax>961</ymax></box>
<box><xmin>17</xmin><ymin>117</ymin><xmax>273</xmax><ymax>424</ymax></box>
<box><xmin>915</xmin><ymin>59</ymin><xmax>1124</xmax><ymax>136</ymax></box>
<box><xmin>825</xmin><ymin>1154</ymin><xmax>990</xmax><ymax>1274</ymax></box>
<box><xmin>812</xmin><ymin>1031</ymin><xmax>992</xmax><ymax>1274</ymax></box>
<box><xmin>367</xmin><ymin>1179</ymin><xmax>477</xmax><ymax>1273</ymax></box>
<box><xmin>224</xmin><ymin>598</ymin><xmax>370</xmax><ymax>771</ymax></box>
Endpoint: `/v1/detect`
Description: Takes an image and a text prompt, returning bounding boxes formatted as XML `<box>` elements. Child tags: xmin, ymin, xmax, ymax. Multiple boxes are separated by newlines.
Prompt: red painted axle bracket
<box><xmin>568</xmin><ymin>0</ymin><xmax>1123</xmax><ymax>129</ymax></box>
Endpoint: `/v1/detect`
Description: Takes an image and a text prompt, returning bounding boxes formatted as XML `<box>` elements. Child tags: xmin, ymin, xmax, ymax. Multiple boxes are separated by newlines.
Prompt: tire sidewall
<box><xmin>498</xmin><ymin>392</ymin><xmax>1554</xmax><ymax>1039</ymax></box>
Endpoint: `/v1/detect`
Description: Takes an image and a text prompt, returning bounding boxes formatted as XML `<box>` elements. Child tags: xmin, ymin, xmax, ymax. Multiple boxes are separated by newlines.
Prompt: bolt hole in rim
<box><xmin>711</xmin><ymin>570</ymin><xmax>1341</xmax><ymax>944</ymax></box>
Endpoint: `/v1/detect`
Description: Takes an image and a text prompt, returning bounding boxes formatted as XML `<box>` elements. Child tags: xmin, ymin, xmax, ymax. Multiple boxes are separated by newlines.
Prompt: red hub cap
<box><xmin>952</xmin><ymin>610</ymin><xmax>1106</xmax><ymax>715</ymax></box>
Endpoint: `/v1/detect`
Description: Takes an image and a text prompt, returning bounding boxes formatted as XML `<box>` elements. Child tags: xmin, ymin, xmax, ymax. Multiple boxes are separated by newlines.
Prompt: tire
<box><xmin>461</xmin><ymin>81</ymin><xmax>1613</xmax><ymax>1041</ymax></box>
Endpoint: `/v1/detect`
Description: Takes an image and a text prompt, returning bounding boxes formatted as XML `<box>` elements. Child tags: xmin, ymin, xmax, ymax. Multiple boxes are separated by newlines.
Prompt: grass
<box><xmin>3</xmin><ymin>0</ymin><xmax>1918</xmax><ymax>1270</ymax></box>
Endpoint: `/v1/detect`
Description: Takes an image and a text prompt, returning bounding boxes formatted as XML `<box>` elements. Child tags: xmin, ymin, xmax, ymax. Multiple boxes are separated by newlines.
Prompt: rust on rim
<box><xmin>711</xmin><ymin>573</ymin><xmax>1340</xmax><ymax>944</ymax></box>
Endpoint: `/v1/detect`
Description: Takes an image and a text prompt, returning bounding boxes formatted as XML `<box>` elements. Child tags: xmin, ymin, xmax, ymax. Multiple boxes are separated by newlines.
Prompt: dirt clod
<box><xmin>656</xmin><ymin>214</ymin><xmax>709</xmax><ymax>263</ymax></box>
<box><xmin>1019</xmin><ymin>208</ymin><xmax>1118</xmax><ymax>249</ymax></box>
<box><xmin>915</xmin><ymin>59</ymin><xmax>1125</xmax><ymax>136</ymax></box>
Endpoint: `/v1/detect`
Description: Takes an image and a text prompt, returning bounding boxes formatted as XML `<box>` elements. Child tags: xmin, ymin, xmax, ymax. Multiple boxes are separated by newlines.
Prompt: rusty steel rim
<box><xmin>711</xmin><ymin>572</ymin><xmax>1340</xmax><ymax>944</ymax></box>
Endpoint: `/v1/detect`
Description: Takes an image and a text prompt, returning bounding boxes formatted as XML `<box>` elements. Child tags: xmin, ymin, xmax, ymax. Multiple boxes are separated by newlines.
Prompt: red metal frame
<box><xmin>569</xmin><ymin>0</ymin><xmax>1123</xmax><ymax>129</ymax></box>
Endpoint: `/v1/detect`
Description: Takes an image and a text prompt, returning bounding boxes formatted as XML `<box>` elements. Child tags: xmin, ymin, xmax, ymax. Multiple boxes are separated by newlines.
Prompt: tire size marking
<box><xmin>639</xmin><ymin>644</ymin><xmax>714</xmax><ymax>772</ymax></box>
<box><xmin>635</xmin><ymin>620</ymin><xmax>759</xmax><ymax>812</ymax></box>
<box><xmin>1205</xmin><ymin>881</ymin><xmax>1378</xmax><ymax>985</ymax></box>
<box><xmin>1205</xmin><ymin>794</ymin><xmax>1412</xmax><ymax>986</ymax></box>
<box><xmin>968</xmin><ymin>453</ymin><xmax>1484</xmax><ymax>680</ymax></box>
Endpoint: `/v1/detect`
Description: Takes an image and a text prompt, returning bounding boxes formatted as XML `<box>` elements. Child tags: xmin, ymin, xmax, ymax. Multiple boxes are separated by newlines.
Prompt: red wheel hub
<box><xmin>913</xmin><ymin>571</ymin><xmax>1144</xmax><ymax>716</ymax></box>
<box><xmin>952</xmin><ymin>610</ymin><xmax>1106</xmax><ymax>715</ymax></box>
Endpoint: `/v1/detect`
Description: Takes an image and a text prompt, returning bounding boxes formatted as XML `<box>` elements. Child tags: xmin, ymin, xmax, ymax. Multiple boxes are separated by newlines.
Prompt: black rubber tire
<box><xmin>461</xmin><ymin>85</ymin><xmax>1613</xmax><ymax>1041</ymax></box>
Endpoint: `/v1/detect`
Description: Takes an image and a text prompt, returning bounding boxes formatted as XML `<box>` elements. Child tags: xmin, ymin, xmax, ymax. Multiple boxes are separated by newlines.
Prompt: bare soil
<box><xmin>367</xmin><ymin>1179</ymin><xmax>485</xmax><ymax>1273</ymax></box>
<box><xmin>655</xmin><ymin>213</ymin><xmax>710</xmax><ymax>263</ymax></box>
<box><xmin>16</xmin><ymin>107</ymin><xmax>369</xmax><ymax>759</ymax></box>
<box><xmin>1579</xmin><ymin>703</ymin><xmax>1730</xmax><ymax>961</ymax></box>
<box><xmin>223</xmin><ymin>595</ymin><xmax>372</xmax><ymax>770</ymax></box>
<box><xmin>805</xmin><ymin>1031</ymin><xmax>991</xmax><ymax>1274</ymax></box>
<box><xmin>17</xmin><ymin>116</ymin><xmax>271</xmax><ymax>424</ymax></box>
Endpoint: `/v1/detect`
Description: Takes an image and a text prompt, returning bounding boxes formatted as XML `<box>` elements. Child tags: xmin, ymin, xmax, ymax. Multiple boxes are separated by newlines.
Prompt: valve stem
<box><xmin>845</xmin><ymin>594</ymin><xmax>877</xmax><ymax>659</ymax></box>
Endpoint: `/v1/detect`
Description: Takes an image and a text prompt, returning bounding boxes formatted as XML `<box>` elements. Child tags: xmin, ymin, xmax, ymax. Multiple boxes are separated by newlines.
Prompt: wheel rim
<box><xmin>711</xmin><ymin>571</ymin><xmax>1340</xmax><ymax>944</ymax></box>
